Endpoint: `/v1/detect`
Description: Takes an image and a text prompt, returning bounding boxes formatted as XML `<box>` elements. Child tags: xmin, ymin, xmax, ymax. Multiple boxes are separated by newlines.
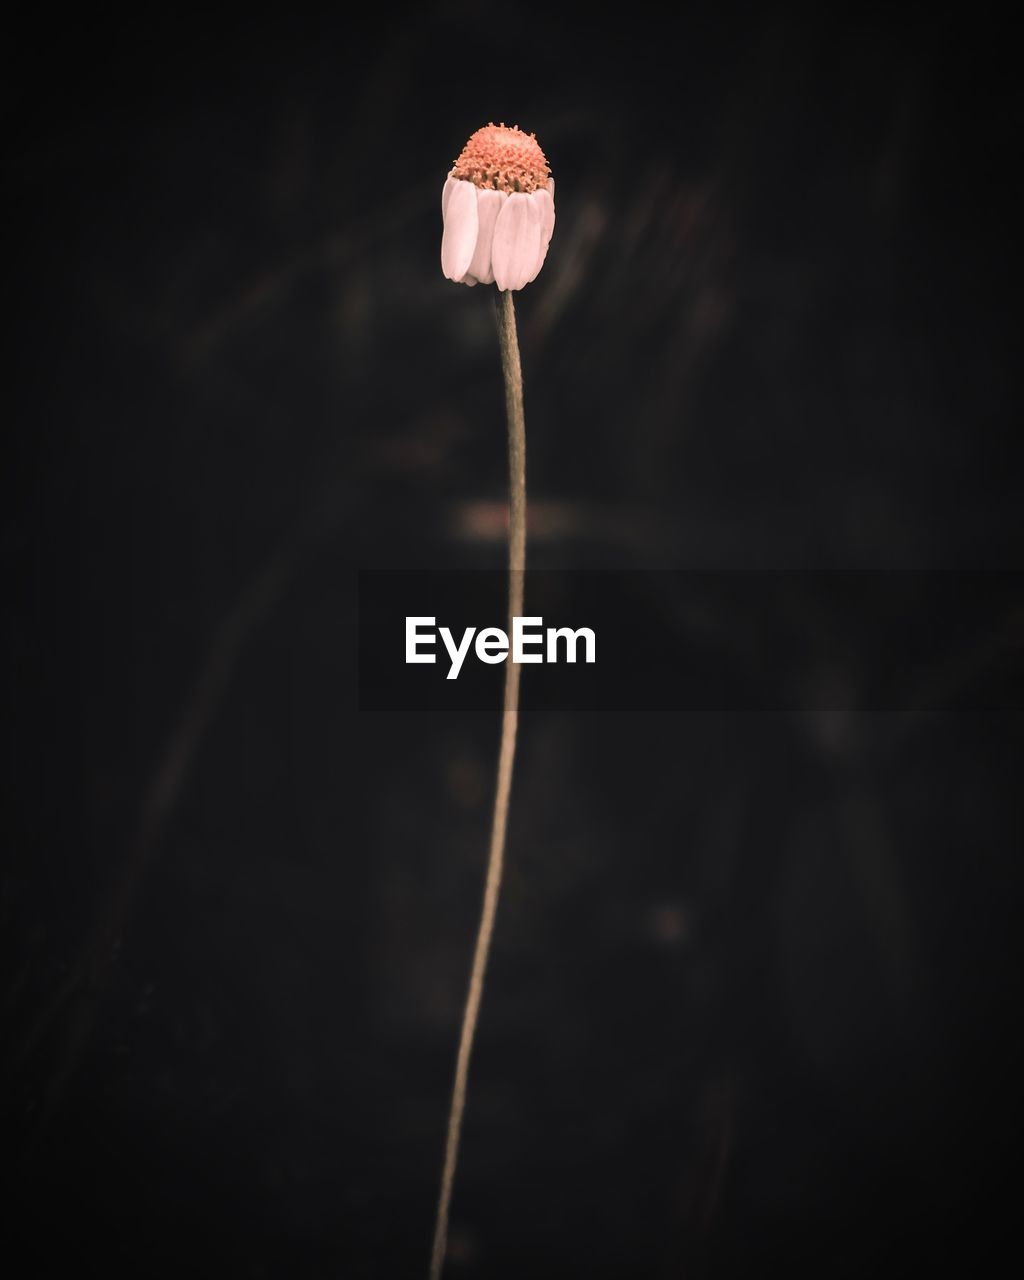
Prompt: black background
<box><xmin>4</xmin><ymin>4</ymin><xmax>1023</xmax><ymax>1276</ymax></box>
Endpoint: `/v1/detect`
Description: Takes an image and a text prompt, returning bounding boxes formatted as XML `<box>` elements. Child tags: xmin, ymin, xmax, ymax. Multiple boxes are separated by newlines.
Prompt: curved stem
<box><xmin>430</xmin><ymin>290</ymin><xmax>525</xmax><ymax>1279</ymax></box>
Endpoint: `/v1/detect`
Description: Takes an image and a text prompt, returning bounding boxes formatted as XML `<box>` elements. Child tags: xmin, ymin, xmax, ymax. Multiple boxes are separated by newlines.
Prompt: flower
<box><xmin>441</xmin><ymin>123</ymin><xmax>555</xmax><ymax>291</ymax></box>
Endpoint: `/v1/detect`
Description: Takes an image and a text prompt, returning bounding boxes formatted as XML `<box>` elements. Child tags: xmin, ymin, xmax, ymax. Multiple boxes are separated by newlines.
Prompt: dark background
<box><xmin>4</xmin><ymin>4</ymin><xmax>1022</xmax><ymax>1276</ymax></box>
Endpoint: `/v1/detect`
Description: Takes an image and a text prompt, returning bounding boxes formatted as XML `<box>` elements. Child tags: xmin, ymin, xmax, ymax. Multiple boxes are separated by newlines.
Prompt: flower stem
<box><xmin>429</xmin><ymin>289</ymin><xmax>525</xmax><ymax>1280</ymax></box>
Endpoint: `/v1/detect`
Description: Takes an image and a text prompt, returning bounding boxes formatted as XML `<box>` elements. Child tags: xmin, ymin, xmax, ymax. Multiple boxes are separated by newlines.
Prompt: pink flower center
<box><xmin>451</xmin><ymin>123</ymin><xmax>551</xmax><ymax>195</ymax></box>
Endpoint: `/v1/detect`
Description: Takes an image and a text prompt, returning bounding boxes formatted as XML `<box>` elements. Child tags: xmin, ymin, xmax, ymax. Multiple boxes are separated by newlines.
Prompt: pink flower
<box><xmin>441</xmin><ymin>123</ymin><xmax>556</xmax><ymax>291</ymax></box>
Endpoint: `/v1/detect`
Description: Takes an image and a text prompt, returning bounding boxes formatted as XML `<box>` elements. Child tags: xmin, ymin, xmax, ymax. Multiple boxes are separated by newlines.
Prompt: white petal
<box><xmin>467</xmin><ymin>188</ymin><xmax>504</xmax><ymax>286</ymax></box>
<box><xmin>441</xmin><ymin>174</ymin><xmax>459</xmax><ymax>219</ymax></box>
<box><xmin>441</xmin><ymin>180</ymin><xmax>479</xmax><ymax>283</ymax></box>
<box><xmin>526</xmin><ymin>188</ymin><xmax>555</xmax><ymax>282</ymax></box>
<box><xmin>535</xmin><ymin>188</ymin><xmax>555</xmax><ymax>249</ymax></box>
<box><xmin>491</xmin><ymin>192</ymin><xmax>543</xmax><ymax>291</ymax></box>
<box><xmin>528</xmin><ymin>242</ymin><xmax>549</xmax><ymax>284</ymax></box>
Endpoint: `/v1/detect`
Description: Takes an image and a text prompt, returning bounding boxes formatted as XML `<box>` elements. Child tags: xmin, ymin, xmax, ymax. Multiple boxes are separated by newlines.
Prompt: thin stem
<box><xmin>430</xmin><ymin>289</ymin><xmax>526</xmax><ymax>1280</ymax></box>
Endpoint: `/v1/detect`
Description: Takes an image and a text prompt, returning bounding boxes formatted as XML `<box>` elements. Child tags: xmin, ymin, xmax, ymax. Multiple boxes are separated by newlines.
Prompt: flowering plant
<box><xmin>432</xmin><ymin>119</ymin><xmax>554</xmax><ymax>1280</ymax></box>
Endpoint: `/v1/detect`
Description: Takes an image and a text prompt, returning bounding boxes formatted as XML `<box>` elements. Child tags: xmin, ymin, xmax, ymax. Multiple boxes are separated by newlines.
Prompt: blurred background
<box><xmin>4</xmin><ymin>3</ymin><xmax>1022</xmax><ymax>1276</ymax></box>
